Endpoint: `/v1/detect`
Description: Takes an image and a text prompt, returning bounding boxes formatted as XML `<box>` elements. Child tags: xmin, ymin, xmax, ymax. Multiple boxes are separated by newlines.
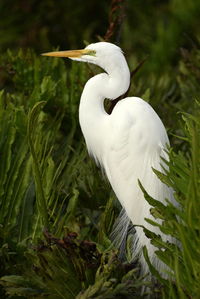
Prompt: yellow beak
<box><xmin>41</xmin><ymin>49</ymin><xmax>90</xmax><ymax>58</ymax></box>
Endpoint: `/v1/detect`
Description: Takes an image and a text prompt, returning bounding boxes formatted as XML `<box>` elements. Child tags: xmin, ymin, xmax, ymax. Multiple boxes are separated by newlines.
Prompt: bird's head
<box><xmin>42</xmin><ymin>42</ymin><xmax>123</xmax><ymax>70</ymax></box>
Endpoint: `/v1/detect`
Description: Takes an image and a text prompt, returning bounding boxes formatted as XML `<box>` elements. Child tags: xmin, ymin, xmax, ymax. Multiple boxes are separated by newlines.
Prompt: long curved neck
<box><xmin>79</xmin><ymin>55</ymin><xmax>130</xmax><ymax>161</ymax></box>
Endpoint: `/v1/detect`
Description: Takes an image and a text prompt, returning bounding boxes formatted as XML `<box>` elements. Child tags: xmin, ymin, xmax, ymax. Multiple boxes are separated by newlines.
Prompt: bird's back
<box><xmin>102</xmin><ymin>96</ymin><xmax>174</xmax><ymax>275</ymax></box>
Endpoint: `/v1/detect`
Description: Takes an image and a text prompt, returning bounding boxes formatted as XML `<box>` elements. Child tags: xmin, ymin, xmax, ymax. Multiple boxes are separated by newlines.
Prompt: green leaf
<box><xmin>27</xmin><ymin>101</ymin><xmax>48</xmax><ymax>228</ymax></box>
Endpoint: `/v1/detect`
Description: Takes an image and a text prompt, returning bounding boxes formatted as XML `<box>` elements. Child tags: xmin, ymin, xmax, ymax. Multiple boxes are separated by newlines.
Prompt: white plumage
<box><xmin>43</xmin><ymin>42</ymin><xmax>174</xmax><ymax>277</ymax></box>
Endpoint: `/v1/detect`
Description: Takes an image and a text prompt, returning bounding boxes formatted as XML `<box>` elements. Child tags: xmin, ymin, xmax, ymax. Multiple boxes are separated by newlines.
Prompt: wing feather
<box><xmin>103</xmin><ymin>97</ymin><xmax>174</xmax><ymax>274</ymax></box>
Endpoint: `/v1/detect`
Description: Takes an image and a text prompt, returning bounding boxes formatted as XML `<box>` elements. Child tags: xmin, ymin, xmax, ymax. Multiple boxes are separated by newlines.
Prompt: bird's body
<box><xmin>43</xmin><ymin>42</ymin><xmax>174</xmax><ymax>276</ymax></box>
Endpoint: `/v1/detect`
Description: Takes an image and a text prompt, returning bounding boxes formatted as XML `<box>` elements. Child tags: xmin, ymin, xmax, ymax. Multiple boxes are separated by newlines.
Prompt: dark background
<box><xmin>1</xmin><ymin>0</ymin><xmax>200</xmax><ymax>74</ymax></box>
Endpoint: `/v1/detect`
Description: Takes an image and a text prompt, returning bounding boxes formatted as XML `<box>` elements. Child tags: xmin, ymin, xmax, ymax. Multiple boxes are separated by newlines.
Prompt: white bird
<box><xmin>42</xmin><ymin>42</ymin><xmax>174</xmax><ymax>277</ymax></box>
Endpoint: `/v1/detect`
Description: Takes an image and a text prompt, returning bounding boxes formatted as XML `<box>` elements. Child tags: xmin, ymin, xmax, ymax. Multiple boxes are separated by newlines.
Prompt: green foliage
<box><xmin>76</xmin><ymin>254</ymin><xmax>144</xmax><ymax>299</ymax></box>
<box><xmin>1</xmin><ymin>0</ymin><xmax>200</xmax><ymax>77</ymax></box>
<box><xmin>123</xmin><ymin>0</ymin><xmax>200</xmax><ymax>75</ymax></box>
<box><xmin>0</xmin><ymin>232</ymin><xmax>145</xmax><ymax>298</ymax></box>
<box><xmin>0</xmin><ymin>49</ymin><xmax>114</xmax><ymax>297</ymax></box>
<box><xmin>0</xmin><ymin>0</ymin><xmax>108</xmax><ymax>52</ymax></box>
<box><xmin>1</xmin><ymin>231</ymin><xmax>100</xmax><ymax>298</ymax></box>
<box><xmin>140</xmin><ymin>101</ymin><xmax>200</xmax><ymax>298</ymax></box>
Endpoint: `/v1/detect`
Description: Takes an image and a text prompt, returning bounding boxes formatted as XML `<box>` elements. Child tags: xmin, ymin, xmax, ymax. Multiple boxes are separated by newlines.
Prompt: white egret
<box><xmin>42</xmin><ymin>42</ymin><xmax>174</xmax><ymax>276</ymax></box>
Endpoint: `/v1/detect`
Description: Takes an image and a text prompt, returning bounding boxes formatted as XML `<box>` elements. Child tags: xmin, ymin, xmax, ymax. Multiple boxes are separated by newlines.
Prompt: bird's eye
<box><xmin>84</xmin><ymin>50</ymin><xmax>96</xmax><ymax>57</ymax></box>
